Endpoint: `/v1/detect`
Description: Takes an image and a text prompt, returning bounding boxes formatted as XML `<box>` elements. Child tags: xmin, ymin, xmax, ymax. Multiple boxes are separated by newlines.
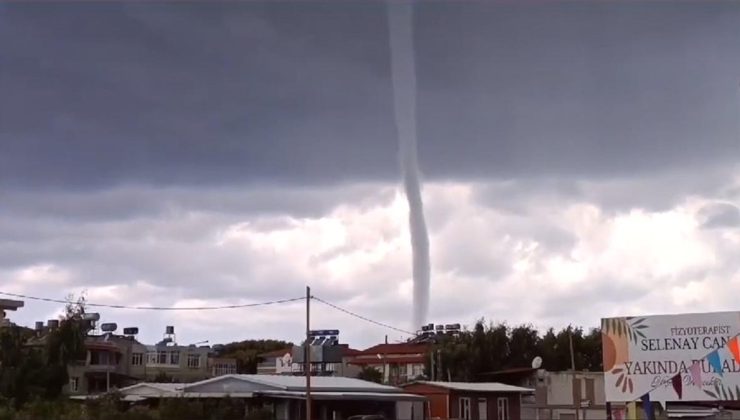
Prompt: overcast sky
<box><xmin>2</xmin><ymin>0</ymin><xmax>740</xmax><ymax>349</ymax></box>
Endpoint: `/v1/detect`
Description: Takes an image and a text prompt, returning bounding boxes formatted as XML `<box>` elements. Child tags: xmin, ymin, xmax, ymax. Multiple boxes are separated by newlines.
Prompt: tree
<box><xmin>0</xmin><ymin>294</ymin><xmax>89</xmax><ymax>407</ymax></box>
<box><xmin>44</xmin><ymin>294</ymin><xmax>89</xmax><ymax>399</ymax></box>
<box><xmin>427</xmin><ymin>322</ymin><xmax>604</xmax><ymax>383</ymax></box>
<box><xmin>213</xmin><ymin>339</ymin><xmax>293</xmax><ymax>374</ymax></box>
<box><xmin>507</xmin><ymin>325</ymin><xmax>539</xmax><ymax>369</ymax></box>
<box><xmin>357</xmin><ymin>366</ymin><xmax>383</xmax><ymax>383</ymax></box>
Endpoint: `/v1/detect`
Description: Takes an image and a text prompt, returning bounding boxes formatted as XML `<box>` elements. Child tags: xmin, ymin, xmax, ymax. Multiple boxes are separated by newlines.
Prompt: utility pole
<box><xmin>569</xmin><ymin>327</ymin><xmax>579</xmax><ymax>420</ymax></box>
<box><xmin>305</xmin><ymin>286</ymin><xmax>312</xmax><ymax>420</ymax></box>
<box><xmin>106</xmin><ymin>349</ymin><xmax>112</xmax><ymax>393</ymax></box>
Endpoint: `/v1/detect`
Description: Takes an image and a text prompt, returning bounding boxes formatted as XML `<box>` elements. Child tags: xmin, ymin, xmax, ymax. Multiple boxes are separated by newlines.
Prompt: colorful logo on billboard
<box><xmin>602</xmin><ymin>311</ymin><xmax>740</xmax><ymax>403</ymax></box>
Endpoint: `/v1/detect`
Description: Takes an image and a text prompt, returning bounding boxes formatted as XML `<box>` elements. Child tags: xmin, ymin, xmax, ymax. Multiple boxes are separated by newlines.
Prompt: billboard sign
<box><xmin>602</xmin><ymin>311</ymin><xmax>740</xmax><ymax>402</ymax></box>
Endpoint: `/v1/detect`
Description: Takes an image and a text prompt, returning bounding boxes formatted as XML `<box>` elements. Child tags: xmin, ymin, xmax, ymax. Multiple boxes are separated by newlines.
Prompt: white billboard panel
<box><xmin>602</xmin><ymin>311</ymin><xmax>740</xmax><ymax>402</ymax></box>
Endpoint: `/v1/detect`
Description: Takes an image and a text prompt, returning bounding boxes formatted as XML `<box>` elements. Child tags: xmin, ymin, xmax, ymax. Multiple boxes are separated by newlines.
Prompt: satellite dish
<box><xmin>531</xmin><ymin>356</ymin><xmax>543</xmax><ymax>369</ymax></box>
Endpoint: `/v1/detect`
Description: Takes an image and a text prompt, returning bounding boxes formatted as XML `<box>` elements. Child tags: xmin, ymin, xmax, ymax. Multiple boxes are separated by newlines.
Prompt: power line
<box><xmin>0</xmin><ymin>289</ymin><xmax>417</xmax><ymax>336</ymax></box>
<box><xmin>0</xmin><ymin>291</ymin><xmax>305</xmax><ymax>311</ymax></box>
<box><xmin>312</xmin><ymin>295</ymin><xmax>416</xmax><ymax>336</ymax></box>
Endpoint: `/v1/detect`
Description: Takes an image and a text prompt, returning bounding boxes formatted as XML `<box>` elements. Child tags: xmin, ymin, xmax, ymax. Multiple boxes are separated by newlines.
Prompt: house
<box><xmin>104</xmin><ymin>374</ymin><xmax>427</xmax><ymax>420</ymax></box>
<box><xmin>23</xmin><ymin>320</ymin><xmax>236</xmax><ymax>395</ymax></box>
<box><xmin>291</xmin><ymin>344</ymin><xmax>363</xmax><ymax>377</ymax></box>
<box><xmin>208</xmin><ymin>357</ymin><xmax>238</xmax><ymax>377</ymax></box>
<box><xmin>258</xmin><ymin>344</ymin><xmax>362</xmax><ymax>377</ymax></box>
<box><xmin>347</xmin><ymin>343</ymin><xmax>430</xmax><ymax>385</ymax></box>
<box><xmin>257</xmin><ymin>348</ymin><xmax>294</xmax><ymax>375</ymax></box>
<box><xmin>402</xmin><ymin>381</ymin><xmax>533</xmax><ymax>420</ymax></box>
<box><xmin>481</xmin><ymin>368</ymin><xmax>623</xmax><ymax>420</ymax></box>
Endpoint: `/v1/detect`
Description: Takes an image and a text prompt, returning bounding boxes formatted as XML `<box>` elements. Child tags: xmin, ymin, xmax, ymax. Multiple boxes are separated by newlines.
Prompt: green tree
<box><xmin>0</xmin><ymin>294</ymin><xmax>88</xmax><ymax>407</ymax></box>
<box><xmin>427</xmin><ymin>321</ymin><xmax>603</xmax><ymax>383</ymax></box>
<box><xmin>507</xmin><ymin>324</ymin><xmax>539</xmax><ymax>369</ymax></box>
<box><xmin>44</xmin><ymin>295</ymin><xmax>89</xmax><ymax>399</ymax></box>
<box><xmin>213</xmin><ymin>339</ymin><xmax>293</xmax><ymax>374</ymax></box>
<box><xmin>357</xmin><ymin>366</ymin><xmax>383</xmax><ymax>383</ymax></box>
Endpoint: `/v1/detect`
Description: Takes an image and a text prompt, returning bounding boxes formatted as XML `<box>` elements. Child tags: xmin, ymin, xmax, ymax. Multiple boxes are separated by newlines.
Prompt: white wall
<box><xmin>396</xmin><ymin>401</ymin><xmax>424</xmax><ymax>420</ymax></box>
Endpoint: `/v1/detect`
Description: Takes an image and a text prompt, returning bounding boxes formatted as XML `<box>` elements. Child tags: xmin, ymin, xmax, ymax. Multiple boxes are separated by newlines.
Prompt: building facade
<box><xmin>347</xmin><ymin>343</ymin><xmax>430</xmax><ymax>385</ymax></box>
<box><xmin>109</xmin><ymin>374</ymin><xmax>426</xmax><ymax>420</ymax></box>
<box><xmin>403</xmin><ymin>381</ymin><xmax>532</xmax><ymax>420</ymax></box>
<box><xmin>485</xmin><ymin>368</ymin><xmax>626</xmax><ymax>420</ymax></box>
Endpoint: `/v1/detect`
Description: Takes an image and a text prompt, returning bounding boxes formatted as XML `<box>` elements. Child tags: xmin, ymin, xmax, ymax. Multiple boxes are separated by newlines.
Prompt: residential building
<box><xmin>102</xmin><ymin>374</ymin><xmax>426</xmax><ymax>420</ymax></box>
<box><xmin>402</xmin><ymin>381</ymin><xmax>533</xmax><ymax>420</ymax></box>
<box><xmin>208</xmin><ymin>357</ymin><xmax>238</xmax><ymax>377</ymax></box>
<box><xmin>256</xmin><ymin>348</ymin><xmax>295</xmax><ymax>375</ymax></box>
<box><xmin>66</xmin><ymin>333</ymin><xmax>139</xmax><ymax>394</ymax></box>
<box><xmin>290</xmin><ymin>343</ymin><xmax>362</xmax><ymax>377</ymax></box>
<box><xmin>24</xmin><ymin>320</ymin><xmax>236</xmax><ymax>395</ymax></box>
<box><xmin>256</xmin><ymin>338</ymin><xmax>361</xmax><ymax>377</ymax></box>
<box><xmin>347</xmin><ymin>343</ymin><xmax>430</xmax><ymax>385</ymax></box>
<box><xmin>483</xmin><ymin>368</ymin><xmax>626</xmax><ymax>420</ymax></box>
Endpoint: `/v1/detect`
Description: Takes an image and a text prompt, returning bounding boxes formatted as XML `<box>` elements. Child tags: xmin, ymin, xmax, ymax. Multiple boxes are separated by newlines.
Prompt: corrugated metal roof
<box><xmin>118</xmin><ymin>382</ymin><xmax>183</xmax><ymax>393</ymax></box>
<box><xmin>230</xmin><ymin>374</ymin><xmax>400</xmax><ymax>392</ymax></box>
<box><xmin>412</xmin><ymin>381</ymin><xmax>533</xmax><ymax>393</ymax></box>
<box><xmin>257</xmin><ymin>390</ymin><xmax>427</xmax><ymax>401</ymax></box>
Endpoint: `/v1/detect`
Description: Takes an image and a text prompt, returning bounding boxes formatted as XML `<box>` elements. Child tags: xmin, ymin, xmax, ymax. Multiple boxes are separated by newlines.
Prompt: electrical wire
<box><xmin>0</xmin><ymin>290</ymin><xmax>416</xmax><ymax>336</ymax></box>
<box><xmin>312</xmin><ymin>295</ymin><xmax>416</xmax><ymax>336</ymax></box>
<box><xmin>0</xmin><ymin>291</ymin><xmax>305</xmax><ymax>311</ymax></box>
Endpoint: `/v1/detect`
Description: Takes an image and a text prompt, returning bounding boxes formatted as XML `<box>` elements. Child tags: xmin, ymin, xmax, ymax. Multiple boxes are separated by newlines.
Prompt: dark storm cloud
<box><xmin>1</xmin><ymin>1</ymin><xmax>739</xmax><ymax>190</ymax></box>
<box><xmin>0</xmin><ymin>183</ymin><xmax>391</xmax><ymax>222</ymax></box>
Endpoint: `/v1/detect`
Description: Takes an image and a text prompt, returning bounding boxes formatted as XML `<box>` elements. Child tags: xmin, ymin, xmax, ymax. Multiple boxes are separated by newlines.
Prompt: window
<box><xmin>412</xmin><ymin>364</ymin><xmax>424</xmax><ymax>378</ymax></box>
<box><xmin>147</xmin><ymin>352</ymin><xmax>157</xmax><ymax>365</ymax></box>
<box><xmin>169</xmin><ymin>351</ymin><xmax>180</xmax><ymax>365</ymax></box>
<box><xmin>90</xmin><ymin>351</ymin><xmax>112</xmax><ymax>366</ymax></box>
<box><xmin>497</xmin><ymin>397</ymin><xmax>509</xmax><ymax>420</ymax></box>
<box><xmin>479</xmin><ymin>398</ymin><xmax>488</xmax><ymax>420</ymax></box>
<box><xmin>212</xmin><ymin>362</ymin><xmax>237</xmax><ymax>376</ymax></box>
<box><xmin>157</xmin><ymin>351</ymin><xmax>168</xmax><ymax>364</ymax></box>
<box><xmin>131</xmin><ymin>353</ymin><xmax>143</xmax><ymax>366</ymax></box>
<box><xmin>187</xmin><ymin>353</ymin><xmax>201</xmax><ymax>368</ymax></box>
<box><xmin>459</xmin><ymin>397</ymin><xmax>471</xmax><ymax>420</ymax></box>
<box><xmin>69</xmin><ymin>377</ymin><xmax>79</xmax><ymax>393</ymax></box>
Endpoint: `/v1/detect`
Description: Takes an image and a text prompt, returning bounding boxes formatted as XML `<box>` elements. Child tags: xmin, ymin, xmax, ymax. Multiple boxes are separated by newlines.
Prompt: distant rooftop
<box><xmin>412</xmin><ymin>381</ymin><xmax>534</xmax><ymax>393</ymax></box>
<box><xmin>189</xmin><ymin>374</ymin><xmax>401</xmax><ymax>393</ymax></box>
<box><xmin>354</xmin><ymin>343</ymin><xmax>430</xmax><ymax>356</ymax></box>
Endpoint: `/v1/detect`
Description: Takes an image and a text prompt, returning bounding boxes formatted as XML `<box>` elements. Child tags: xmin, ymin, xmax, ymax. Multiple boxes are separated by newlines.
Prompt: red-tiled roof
<box><xmin>347</xmin><ymin>355</ymin><xmax>427</xmax><ymax>365</ymax></box>
<box><xmin>342</xmin><ymin>347</ymin><xmax>362</xmax><ymax>356</ymax></box>
<box><xmin>354</xmin><ymin>343</ymin><xmax>430</xmax><ymax>356</ymax></box>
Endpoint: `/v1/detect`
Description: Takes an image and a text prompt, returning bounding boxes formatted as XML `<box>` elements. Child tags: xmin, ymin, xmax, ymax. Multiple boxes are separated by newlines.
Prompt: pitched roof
<box><xmin>118</xmin><ymin>382</ymin><xmax>183</xmax><ymax>393</ymax></box>
<box><xmin>354</xmin><ymin>343</ymin><xmax>430</xmax><ymax>356</ymax></box>
<box><xmin>184</xmin><ymin>374</ymin><xmax>402</xmax><ymax>394</ymax></box>
<box><xmin>409</xmin><ymin>381</ymin><xmax>533</xmax><ymax>393</ymax></box>
<box><xmin>342</xmin><ymin>347</ymin><xmax>362</xmax><ymax>356</ymax></box>
<box><xmin>238</xmin><ymin>375</ymin><xmax>399</xmax><ymax>392</ymax></box>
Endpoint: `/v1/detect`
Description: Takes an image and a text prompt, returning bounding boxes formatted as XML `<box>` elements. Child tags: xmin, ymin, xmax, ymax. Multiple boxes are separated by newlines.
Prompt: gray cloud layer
<box><xmin>2</xmin><ymin>2</ymin><xmax>739</xmax><ymax>191</ymax></box>
<box><xmin>2</xmin><ymin>1</ymin><xmax>740</xmax><ymax>346</ymax></box>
